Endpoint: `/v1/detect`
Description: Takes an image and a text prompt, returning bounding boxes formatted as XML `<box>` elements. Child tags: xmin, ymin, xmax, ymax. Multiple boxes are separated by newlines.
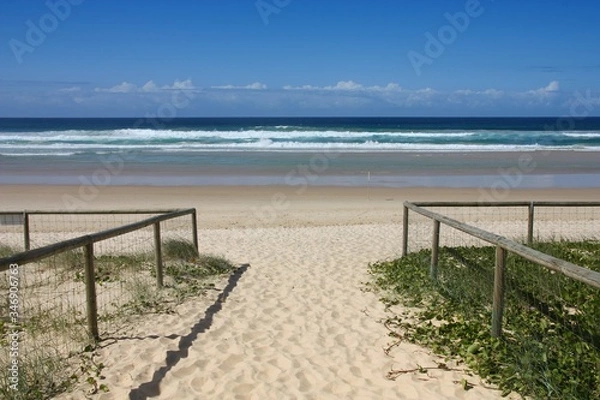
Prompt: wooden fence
<box><xmin>402</xmin><ymin>201</ymin><xmax>600</xmax><ymax>257</ymax></box>
<box><xmin>0</xmin><ymin>209</ymin><xmax>198</xmax><ymax>252</ymax></box>
<box><xmin>402</xmin><ymin>201</ymin><xmax>600</xmax><ymax>338</ymax></box>
<box><xmin>0</xmin><ymin>208</ymin><xmax>198</xmax><ymax>341</ymax></box>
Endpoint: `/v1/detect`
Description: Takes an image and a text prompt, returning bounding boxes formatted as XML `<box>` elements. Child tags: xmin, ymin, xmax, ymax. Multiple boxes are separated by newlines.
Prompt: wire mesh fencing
<box><xmin>0</xmin><ymin>213</ymin><xmax>24</xmax><ymax>254</ymax></box>
<box><xmin>397</xmin><ymin>201</ymin><xmax>600</xmax><ymax>399</ymax></box>
<box><xmin>0</xmin><ymin>209</ymin><xmax>197</xmax><ymax>396</ymax></box>
<box><xmin>404</xmin><ymin>202</ymin><xmax>600</xmax><ymax>254</ymax></box>
<box><xmin>531</xmin><ymin>204</ymin><xmax>600</xmax><ymax>243</ymax></box>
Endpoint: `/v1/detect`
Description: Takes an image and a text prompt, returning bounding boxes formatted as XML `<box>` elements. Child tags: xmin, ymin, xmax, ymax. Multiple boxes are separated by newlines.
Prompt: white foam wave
<box><xmin>563</xmin><ymin>132</ymin><xmax>600</xmax><ymax>138</ymax></box>
<box><xmin>0</xmin><ymin>129</ymin><xmax>478</xmax><ymax>142</ymax></box>
<box><xmin>111</xmin><ymin>129</ymin><xmax>480</xmax><ymax>140</ymax></box>
<box><xmin>2</xmin><ymin>141</ymin><xmax>598</xmax><ymax>154</ymax></box>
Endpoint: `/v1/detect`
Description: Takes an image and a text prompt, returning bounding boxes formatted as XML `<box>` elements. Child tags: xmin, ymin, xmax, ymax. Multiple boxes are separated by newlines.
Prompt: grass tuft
<box><xmin>127</xmin><ymin>253</ymin><xmax>237</xmax><ymax>313</ymax></box>
<box><xmin>162</xmin><ymin>239</ymin><xmax>198</xmax><ymax>262</ymax></box>
<box><xmin>0</xmin><ymin>244</ymin><xmax>18</xmax><ymax>258</ymax></box>
<box><xmin>0</xmin><ymin>350</ymin><xmax>74</xmax><ymax>400</ymax></box>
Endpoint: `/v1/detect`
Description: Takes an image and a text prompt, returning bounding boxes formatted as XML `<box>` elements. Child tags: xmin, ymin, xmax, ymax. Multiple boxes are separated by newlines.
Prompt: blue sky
<box><xmin>1</xmin><ymin>0</ymin><xmax>599</xmax><ymax>117</ymax></box>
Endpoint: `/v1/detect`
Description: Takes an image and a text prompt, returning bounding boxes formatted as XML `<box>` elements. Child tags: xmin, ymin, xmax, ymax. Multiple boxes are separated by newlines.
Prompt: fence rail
<box><xmin>402</xmin><ymin>201</ymin><xmax>600</xmax><ymax>337</ymax></box>
<box><xmin>0</xmin><ymin>208</ymin><xmax>198</xmax><ymax>341</ymax></box>
<box><xmin>0</xmin><ymin>209</ymin><xmax>197</xmax><ymax>251</ymax></box>
<box><xmin>402</xmin><ymin>201</ymin><xmax>600</xmax><ymax>253</ymax></box>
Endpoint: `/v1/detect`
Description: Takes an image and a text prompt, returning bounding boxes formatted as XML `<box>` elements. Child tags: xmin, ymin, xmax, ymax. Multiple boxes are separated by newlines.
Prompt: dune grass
<box><xmin>0</xmin><ymin>239</ymin><xmax>237</xmax><ymax>399</ymax></box>
<box><xmin>0</xmin><ymin>244</ymin><xmax>17</xmax><ymax>258</ymax></box>
<box><xmin>162</xmin><ymin>238</ymin><xmax>199</xmax><ymax>261</ymax></box>
<box><xmin>369</xmin><ymin>240</ymin><xmax>600</xmax><ymax>399</ymax></box>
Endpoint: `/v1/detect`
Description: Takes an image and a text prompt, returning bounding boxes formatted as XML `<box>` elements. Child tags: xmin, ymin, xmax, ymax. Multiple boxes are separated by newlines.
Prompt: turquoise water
<box><xmin>1</xmin><ymin>117</ymin><xmax>600</xmax><ymax>156</ymax></box>
<box><xmin>1</xmin><ymin>118</ymin><xmax>600</xmax><ymax>187</ymax></box>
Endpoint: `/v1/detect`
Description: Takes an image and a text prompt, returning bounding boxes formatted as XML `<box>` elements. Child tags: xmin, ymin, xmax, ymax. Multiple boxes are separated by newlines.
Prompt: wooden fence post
<box><xmin>84</xmin><ymin>243</ymin><xmax>99</xmax><ymax>341</ymax></box>
<box><xmin>154</xmin><ymin>222</ymin><xmax>163</xmax><ymax>287</ymax></box>
<box><xmin>431</xmin><ymin>219</ymin><xmax>440</xmax><ymax>281</ymax></box>
<box><xmin>402</xmin><ymin>205</ymin><xmax>409</xmax><ymax>257</ymax></box>
<box><xmin>191</xmin><ymin>209</ymin><xmax>199</xmax><ymax>254</ymax></box>
<box><xmin>527</xmin><ymin>201</ymin><xmax>535</xmax><ymax>245</ymax></box>
<box><xmin>492</xmin><ymin>246</ymin><xmax>507</xmax><ymax>338</ymax></box>
<box><xmin>23</xmin><ymin>212</ymin><xmax>30</xmax><ymax>251</ymax></box>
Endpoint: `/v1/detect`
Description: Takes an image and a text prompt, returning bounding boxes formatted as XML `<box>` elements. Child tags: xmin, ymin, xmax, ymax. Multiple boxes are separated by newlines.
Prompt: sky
<box><xmin>1</xmin><ymin>0</ymin><xmax>600</xmax><ymax>117</ymax></box>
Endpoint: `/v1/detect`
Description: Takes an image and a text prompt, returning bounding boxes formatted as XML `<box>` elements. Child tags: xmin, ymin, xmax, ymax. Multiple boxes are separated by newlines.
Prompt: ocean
<box><xmin>1</xmin><ymin>117</ymin><xmax>600</xmax><ymax>187</ymax></box>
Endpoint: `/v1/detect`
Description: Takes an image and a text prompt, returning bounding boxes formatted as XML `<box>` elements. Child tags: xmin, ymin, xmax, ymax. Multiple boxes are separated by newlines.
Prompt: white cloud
<box><xmin>141</xmin><ymin>80</ymin><xmax>159</xmax><ymax>92</ymax></box>
<box><xmin>164</xmin><ymin>79</ymin><xmax>196</xmax><ymax>90</ymax></box>
<box><xmin>325</xmin><ymin>80</ymin><xmax>364</xmax><ymax>90</ymax></box>
<box><xmin>284</xmin><ymin>81</ymin><xmax>404</xmax><ymax>92</ymax></box>
<box><xmin>544</xmin><ymin>80</ymin><xmax>560</xmax><ymax>92</ymax></box>
<box><xmin>247</xmin><ymin>82</ymin><xmax>267</xmax><ymax>90</ymax></box>
<box><xmin>522</xmin><ymin>80</ymin><xmax>561</xmax><ymax>102</ymax></box>
<box><xmin>454</xmin><ymin>89</ymin><xmax>476</xmax><ymax>95</ymax></box>
<box><xmin>483</xmin><ymin>89</ymin><xmax>504</xmax><ymax>98</ymax></box>
<box><xmin>95</xmin><ymin>81</ymin><xmax>137</xmax><ymax>93</ymax></box>
<box><xmin>59</xmin><ymin>86</ymin><xmax>81</xmax><ymax>93</ymax></box>
<box><xmin>95</xmin><ymin>79</ymin><xmax>197</xmax><ymax>93</ymax></box>
<box><xmin>81</xmin><ymin>78</ymin><xmax>573</xmax><ymax>114</ymax></box>
<box><xmin>376</xmin><ymin>83</ymin><xmax>403</xmax><ymax>92</ymax></box>
<box><xmin>281</xmin><ymin>80</ymin><xmax>561</xmax><ymax>108</ymax></box>
<box><xmin>448</xmin><ymin>88</ymin><xmax>505</xmax><ymax>107</ymax></box>
<box><xmin>212</xmin><ymin>85</ymin><xmax>235</xmax><ymax>90</ymax></box>
<box><xmin>283</xmin><ymin>84</ymin><xmax>321</xmax><ymax>90</ymax></box>
<box><xmin>212</xmin><ymin>82</ymin><xmax>267</xmax><ymax>90</ymax></box>
<box><xmin>404</xmin><ymin>88</ymin><xmax>438</xmax><ymax>107</ymax></box>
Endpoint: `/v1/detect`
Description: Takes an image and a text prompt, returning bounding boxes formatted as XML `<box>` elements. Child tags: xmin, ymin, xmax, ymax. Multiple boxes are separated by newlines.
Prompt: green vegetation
<box><xmin>165</xmin><ymin>253</ymin><xmax>237</xmax><ymax>279</ymax></box>
<box><xmin>0</xmin><ymin>344</ymin><xmax>109</xmax><ymax>400</ymax></box>
<box><xmin>0</xmin><ymin>244</ymin><xmax>17</xmax><ymax>258</ymax></box>
<box><xmin>20</xmin><ymin>308</ymin><xmax>89</xmax><ymax>345</ymax></box>
<box><xmin>72</xmin><ymin>253</ymin><xmax>151</xmax><ymax>284</ymax></box>
<box><xmin>164</xmin><ymin>253</ymin><xmax>236</xmax><ymax>301</ymax></box>
<box><xmin>0</xmin><ymin>350</ymin><xmax>74</xmax><ymax>400</ymax></box>
<box><xmin>162</xmin><ymin>238</ymin><xmax>199</xmax><ymax>261</ymax></box>
<box><xmin>50</xmin><ymin>248</ymin><xmax>84</xmax><ymax>270</ymax></box>
<box><xmin>0</xmin><ymin>238</ymin><xmax>236</xmax><ymax>399</ymax></box>
<box><xmin>123</xmin><ymin>252</ymin><xmax>237</xmax><ymax>314</ymax></box>
<box><xmin>369</xmin><ymin>240</ymin><xmax>600</xmax><ymax>399</ymax></box>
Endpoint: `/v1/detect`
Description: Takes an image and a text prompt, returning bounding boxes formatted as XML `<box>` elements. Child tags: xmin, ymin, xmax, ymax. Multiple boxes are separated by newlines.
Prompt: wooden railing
<box><xmin>0</xmin><ymin>209</ymin><xmax>198</xmax><ymax>341</ymax></box>
<box><xmin>402</xmin><ymin>200</ymin><xmax>600</xmax><ymax>255</ymax></box>
<box><xmin>402</xmin><ymin>201</ymin><xmax>600</xmax><ymax>337</ymax></box>
<box><xmin>0</xmin><ymin>209</ymin><xmax>198</xmax><ymax>252</ymax></box>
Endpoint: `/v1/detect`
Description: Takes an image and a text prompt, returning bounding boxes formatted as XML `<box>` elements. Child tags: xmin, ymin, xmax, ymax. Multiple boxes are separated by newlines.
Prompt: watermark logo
<box><xmin>477</xmin><ymin>89</ymin><xmax>600</xmax><ymax>203</ymax></box>
<box><xmin>7</xmin><ymin>263</ymin><xmax>20</xmax><ymax>391</ymax></box>
<box><xmin>251</xmin><ymin>148</ymin><xmax>341</xmax><ymax>223</ymax></box>
<box><xmin>9</xmin><ymin>0</ymin><xmax>85</xmax><ymax>64</ymax></box>
<box><xmin>545</xmin><ymin>89</ymin><xmax>599</xmax><ymax>131</ymax></box>
<box><xmin>61</xmin><ymin>87</ymin><xmax>196</xmax><ymax>210</ymax></box>
<box><xmin>255</xmin><ymin>0</ymin><xmax>291</xmax><ymax>25</ymax></box>
<box><xmin>407</xmin><ymin>0</ymin><xmax>487</xmax><ymax>76</ymax></box>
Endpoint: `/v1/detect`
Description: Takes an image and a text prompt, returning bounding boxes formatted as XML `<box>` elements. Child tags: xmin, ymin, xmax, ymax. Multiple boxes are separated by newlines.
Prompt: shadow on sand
<box><xmin>128</xmin><ymin>264</ymin><xmax>250</xmax><ymax>400</ymax></box>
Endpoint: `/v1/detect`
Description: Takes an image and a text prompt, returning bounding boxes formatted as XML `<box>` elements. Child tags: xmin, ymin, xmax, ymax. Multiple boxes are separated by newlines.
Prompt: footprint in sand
<box><xmin>190</xmin><ymin>376</ymin><xmax>216</xmax><ymax>393</ymax></box>
<box><xmin>253</xmin><ymin>363</ymin><xmax>281</xmax><ymax>383</ymax></box>
<box><xmin>267</xmin><ymin>354</ymin><xmax>293</xmax><ymax>370</ymax></box>
<box><xmin>218</xmin><ymin>353</ymin><xmax>246</xmax><ymax>372</ymax></box>
<box><xmin>296</xmin><ymin>369</ymin><xmax>321</xmax><ymax>393</ymax></box>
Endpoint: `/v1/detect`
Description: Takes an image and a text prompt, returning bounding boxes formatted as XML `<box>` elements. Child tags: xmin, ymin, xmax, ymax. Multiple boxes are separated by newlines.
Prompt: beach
<box><xmin>2</xmin><ymin>0</ymin><xmax>600</xmax><ymax>394</ymax></box>
<box><xmin>2</xmin><ymin>184</ymin><xmax>597</xmax><ymax>399</ymax></box>
<box><xmin>3</xmin><ymin>150</ymin><xmax>600</xmax><ymax>188</ymax></box>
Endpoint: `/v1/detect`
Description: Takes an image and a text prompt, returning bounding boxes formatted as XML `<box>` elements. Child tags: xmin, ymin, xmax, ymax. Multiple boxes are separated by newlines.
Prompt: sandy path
<box><xmin>56</xmin><ymin>223</ymin><xmax>513</xmax><ymax>400</ymax></box>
